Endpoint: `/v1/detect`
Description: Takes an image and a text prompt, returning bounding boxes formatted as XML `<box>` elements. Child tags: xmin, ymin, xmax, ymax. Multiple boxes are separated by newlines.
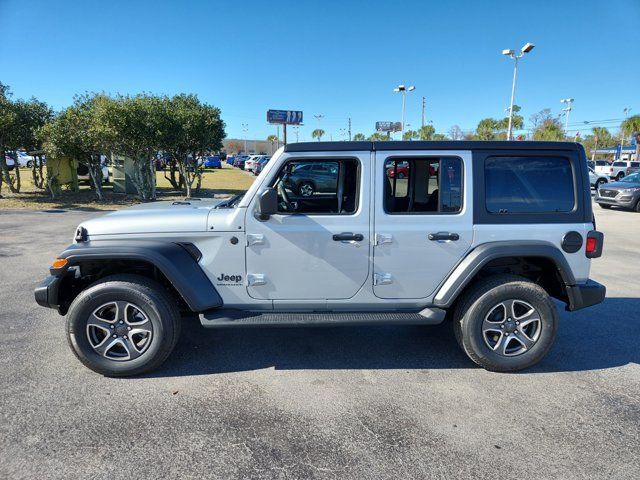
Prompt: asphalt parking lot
<box><xmin>1</xmin><ymin>203</ymin><xmax>639</xmax><ymax>479</ymax></box>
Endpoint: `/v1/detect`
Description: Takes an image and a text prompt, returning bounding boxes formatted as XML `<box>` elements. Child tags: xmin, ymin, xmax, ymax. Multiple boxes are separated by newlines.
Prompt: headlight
<box><xmin>620</xmin><ymin>188</ymin><xmax>639</xmax><ymax>194</ymax></box>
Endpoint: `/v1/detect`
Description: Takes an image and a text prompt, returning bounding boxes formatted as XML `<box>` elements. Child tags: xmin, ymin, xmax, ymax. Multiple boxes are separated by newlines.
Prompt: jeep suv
<box><xmin>34</xmin><ymin>141</ymin><xmax>605</xmax><ymax>376</ymax></box>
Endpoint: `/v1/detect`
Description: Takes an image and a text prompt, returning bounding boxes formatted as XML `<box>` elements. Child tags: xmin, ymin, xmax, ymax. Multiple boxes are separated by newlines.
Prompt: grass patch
<box><xmin>0</xmin><ymin>164</ymin><xmax>257</xmax><ymax>211</ymax></box>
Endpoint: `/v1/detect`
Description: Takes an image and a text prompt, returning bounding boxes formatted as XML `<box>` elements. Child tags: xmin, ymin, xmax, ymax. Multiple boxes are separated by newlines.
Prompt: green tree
<box><xmin>621</xmin><ymin>115</ymin><xmax>640</xmax><ymax>161</ymax></box>
<box><xmin>581</xmin><ymin>127</ymin><xmax>615</xmax><ymax>158</ymax></box>
<box><xmin>0</xmin><ymin>82</ymin><xmax>18</xmax><ymax>194</ymax></box>
<box><xmin>266</xmin><ymin>134</ymin><xmax>278</xmax><ymax>154</ymax></box>
<box><xmin>418</xmin><ymin>124</ymin><xmax>435</xmax><ymax>140</ymax></box>
<box><xmin>402</xmin><ymin>129</ymin><xmax>419</xmax><ymax>141</ymax></box>
<box><xmin>13</xmin><ymin>98</ymin><xmax>53</xmax><ymax>190</ymax></box>
<box><xmin>41</xmin><ymin>94</ymin><xmax>107</xmax><ymax>200</ymax></box>
<box><xmin>367</xmin><ymin>132</ymin><xmax>390</xmax><ymax>141</ymax></box>
<box><xmin>159</xmin><ymin>94</ymin><xmax>225</xmax><ymax>198</ymax></box>
<box><xmin>475</xmin><ymin>118</ymin><xmax>500</xmax><ymax>140</ymax></box>
<box><xmin>311</xmin><ymin>129</ymin><xmax>325</xmax><ymax>141</ymax></box>
<box><xmin>532</xmin><ymin>117</ymin><xmax>566</xmax><ymax>141</ymax></box>
<box><xmin>352</xmin><ymin>133</ymin><xmax>365</xmax><ymax>141</ymax></box>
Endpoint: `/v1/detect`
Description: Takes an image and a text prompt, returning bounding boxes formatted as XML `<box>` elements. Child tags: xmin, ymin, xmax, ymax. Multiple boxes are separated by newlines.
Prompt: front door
<box><xmin>373</xmin><ymin>150</ymin><xmax>473</xmax><ymax>299</ymax></box>
<box><xmin>245</xmin><ymin>151</ymin><xmax>370</xmax><ymax>300</ymax></box>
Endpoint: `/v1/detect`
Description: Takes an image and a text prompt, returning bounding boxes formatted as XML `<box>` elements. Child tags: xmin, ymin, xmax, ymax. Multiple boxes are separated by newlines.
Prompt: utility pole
<box><xmin>421</xmin><ymin>97</ymin><xmax>426</xmax><ymax>129</ymax></box>
<box><xmin>348</xmin><ymin>117</ymin><xmax>352</xmax><ymax>141</ymax></box>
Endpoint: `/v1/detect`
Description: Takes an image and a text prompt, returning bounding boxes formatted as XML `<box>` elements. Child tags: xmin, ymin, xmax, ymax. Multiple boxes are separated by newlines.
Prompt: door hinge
<box><xmin>375</xmin><ymin>234</ymin><xmax>393</xmax><ymax>245</ymax></box>
<box><xmin>247</xmin><ymin>274</ymin><xmax>266</xmax><ymax>286</ymax></box>
<box><xmin>246</xmin><ymin>234</ymin><xmax>265</xmax><ymax>246</ymax></box>
<box><xmin>374</xmin><ymin>273</ymin><xmax>393</xmax><ymax>285</ymax></box>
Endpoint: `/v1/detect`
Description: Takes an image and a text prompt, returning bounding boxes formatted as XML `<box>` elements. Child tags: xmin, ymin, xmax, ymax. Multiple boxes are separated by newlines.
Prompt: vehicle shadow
<box><xmin>149</xmin><ymin>297</ymin><xmax>639</xmax><ymax>377</ymax></box>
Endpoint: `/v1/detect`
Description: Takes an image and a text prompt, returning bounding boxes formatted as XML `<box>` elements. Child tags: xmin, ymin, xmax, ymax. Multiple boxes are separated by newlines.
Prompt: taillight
<box><xmin>586</xmin><ymin>231</ymin><xmax>604</xmax><ymax>258</ymax></box>
<box><xmin>610</xmin><ymin>167</ymin><xmax>613</xmax><ymax>173</ymax></box>
<box><xmin>626</xmin><ymin>167</ymin><xmax>631</xmax><ymax>174</ymax></box>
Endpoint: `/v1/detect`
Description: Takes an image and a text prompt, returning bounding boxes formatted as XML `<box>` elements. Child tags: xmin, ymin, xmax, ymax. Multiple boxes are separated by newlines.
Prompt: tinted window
<box><xmin>596</xmin><ymin>161</ymin><xmax>607</xmax><ymax>166</ymax></box>
<box><xmin>272</xmin><ymin>159</ymin><xmax>359</xmax><ymax>214</ymax></box>
<box><xmin>485</xmin><ymin>156</ymin><xmax>575</xmax><ymax>213</ymax></box>
<box><xmin>384</xmin><ymin>157</ymin><xmax>462</xmax><ymax>214</ymax></box>
<box><xmin>613</xmin><ymin>162</ymin><xmax>626</xmax><ymax>166</ymax></box>
<box><xmin>631</xmin><ymin>162</ymin><xmax>640</xmax><ymax>168</ymax></box>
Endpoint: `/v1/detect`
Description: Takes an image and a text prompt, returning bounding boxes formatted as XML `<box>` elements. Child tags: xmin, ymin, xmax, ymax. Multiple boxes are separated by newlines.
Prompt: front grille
<box><xmin>599</xmin><ymin>189</ymin><xmax>618</xmax><ymax>198</ymax></box>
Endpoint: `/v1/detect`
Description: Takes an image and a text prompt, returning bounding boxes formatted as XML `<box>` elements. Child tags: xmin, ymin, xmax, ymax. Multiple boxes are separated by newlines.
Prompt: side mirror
<box><xmin>256</xmin><ymin>187</ymin><xmax>278</xmax><ymax>220</ymax></box>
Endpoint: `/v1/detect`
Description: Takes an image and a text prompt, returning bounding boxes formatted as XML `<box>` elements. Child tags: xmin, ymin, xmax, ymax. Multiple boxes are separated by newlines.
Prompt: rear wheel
<box><xmin>66</xmin><ymin>274</ymin><xmax>181</xmax><ymax>377</ymax></box>
<box><xmin>453</xmin><ymin>275</ymin><xmax>558</xmax><ymax>372</ymax></box>
<box><xmin>595</xmin><ymin>178</ymin><xmax>606</xmax><ymax>190</ymax></box>
<box><xmin>616</xmin><ymin>172</ymin><xmax>625</xmax><ymax>180</ymax></box>
<box><xmin>635</xmin><ymin>199</ymin><xmax>640</xmax><ymax>213</ymax></box>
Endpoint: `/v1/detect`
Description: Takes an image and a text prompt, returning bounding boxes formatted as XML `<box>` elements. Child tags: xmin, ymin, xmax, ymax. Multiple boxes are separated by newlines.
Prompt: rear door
<box><xmin>373</xmin><ymin>150</ymin><xmax>473</xmax><ymax>299</ymax></box>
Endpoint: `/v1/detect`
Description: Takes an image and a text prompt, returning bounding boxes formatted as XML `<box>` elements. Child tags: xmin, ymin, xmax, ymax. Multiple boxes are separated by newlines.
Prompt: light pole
<box><xmin>241</xmin><ymin>123</ymin><xmax>248</xmax><ymax>153</ymax></box>
<box><xmin>314</xmin><ymin>114</ymin><xmax>324</xmax><ymax>129</ymax></box>
<box><xmin>560</xmin><ymin>98</ymin><xmax>574</xmax><ymax>133</ymax></box>
<box><xmin>393</xmin><ymin>84</ymin><xmax>415</xmax><ymax>138</ymax></box>
<box><xmin>620</xmin><ymin>107</ymin><xmax>631</xmax><ymax>160</ymax></box>
<box><xmin>502</xmin><ymin>42</ymin><xmax>535</xmax><ymax>140</ymax></box>
<box><xmin>292</xmin><ymin>126</ymin><xmax>300</xmax><ymax>143</ymax></box>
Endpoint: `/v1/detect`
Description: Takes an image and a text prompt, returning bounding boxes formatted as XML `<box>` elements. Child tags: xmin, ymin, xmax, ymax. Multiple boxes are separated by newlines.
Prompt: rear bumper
<box><xmin>566</xmin><ymin>280</ymin><xmax>606</xmax><ymax>311</ymax></box>
<box><xmin>34</xmin><ymin>275</ymin><xmax>62</xmax><ymax>309</ymax></box>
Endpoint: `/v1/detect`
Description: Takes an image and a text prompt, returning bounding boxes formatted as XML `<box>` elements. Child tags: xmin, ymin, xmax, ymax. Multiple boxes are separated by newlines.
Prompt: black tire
<box><xmin>595</xmin><ymin>178</ymin><xmax>606</xmax><ymax>190</ymax></box>
<box><xmin>26</xmin><ymin>160</ymin><xmax>34</xmax><ymax>168</ymax></box>
<box><xmin>616</xmin><ymin>172</ymin><xmax>624</xmax><ymax>180</ymax></box>
<box><xmin>598</xmin><ymin>203</ymin><xmax>612</xmax><ymax>209</ymax></box>
<box><xmin>635</xmin><ymin>199</ymin><xmax>640</xmax><ymax>213</ymax></box>
<box><xmin>453</xmin><ymin>274</ymin><xmax>558</xmax><ymax>372</ymax></box>
<box><xmin>66</xmin><ymin>274</ymin><xmax>181</xmax><ymax>377</ymax></box>
<box><xmin>398</xmin><ymin>172</ymin><xmax>406</xmax><ymax>179</ymax></box>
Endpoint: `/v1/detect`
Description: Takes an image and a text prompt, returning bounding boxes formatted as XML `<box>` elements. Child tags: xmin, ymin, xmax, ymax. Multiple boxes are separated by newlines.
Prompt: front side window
<box><xmin>485</xmin><ymin>156</ymin><xmax>575</xmax><ymax>214</ymax></box>
<box><xmin>384</xmin><ymin>157</ymin><xmax>463</xmax><ymax>214</ymax></box>
<box><xmin>271</xmin><ymin>158</ymin><xmax>359</xmax><ymax>214</ymax></box>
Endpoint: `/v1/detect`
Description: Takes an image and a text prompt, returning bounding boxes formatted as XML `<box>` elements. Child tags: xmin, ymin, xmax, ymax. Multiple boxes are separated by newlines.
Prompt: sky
<box><xmin>1</xmin><ymin>0</ymin><xmax>639</xmax><ymax>142</ymax></box>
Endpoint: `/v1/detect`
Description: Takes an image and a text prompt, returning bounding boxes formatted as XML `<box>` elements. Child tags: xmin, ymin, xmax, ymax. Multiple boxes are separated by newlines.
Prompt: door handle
<box><xmin>428</xmin><ymin>232</ymin><xmax>460</xmax><ymax>241</ymax></box>
<box><xmin>333</xmin><ymin>232</ymin><xmax>364</xmax><ymax>242</ymax></box>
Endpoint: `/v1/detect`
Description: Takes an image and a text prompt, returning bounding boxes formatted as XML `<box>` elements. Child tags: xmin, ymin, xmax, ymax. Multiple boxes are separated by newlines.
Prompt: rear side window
<box><xmin>596</xmin><ymin>161</ymin><xmax>608</xmax><ymax>166</ymax></box>
<box><xmin>384</xmin><ymin>156</ymin><xmax>463</xmax><ymax>214</ymax></box>
<box><xmin>631</xmin><ymin>162</ymin><xmax>640</xmax><ymax>168</ymax></box>
<box><xmin>613</xmin><ymin>162</ymin><xmax>626</xmax><ymax>166</ymax></box>
<box><xmin>485</xmin><ymin>156</ymin><xmax>575</xmax><ymax>214</ymax></box>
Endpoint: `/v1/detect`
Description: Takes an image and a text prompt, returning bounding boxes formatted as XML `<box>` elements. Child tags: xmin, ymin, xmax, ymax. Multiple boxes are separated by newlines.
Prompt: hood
<box><xmin>80</xmin><ymin>199</ymin><xmax>224</xmax><ymax>236</ymax></box>
<box><xmin>601</xmin><ymin>181</ymin><xmax>640</xmax><ymax>191</ymax></box>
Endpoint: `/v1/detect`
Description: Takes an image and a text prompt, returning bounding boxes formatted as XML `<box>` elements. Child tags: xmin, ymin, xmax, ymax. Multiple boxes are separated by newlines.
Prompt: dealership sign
<box><xmin>376</xmin><ymin>121</ymin><xmax>402</xmax><ymax>132</ymax></box>
<box><xmin>267</xmin><ymin>110</ymin><xmax>303</xmax><ymax>125</ymax></box>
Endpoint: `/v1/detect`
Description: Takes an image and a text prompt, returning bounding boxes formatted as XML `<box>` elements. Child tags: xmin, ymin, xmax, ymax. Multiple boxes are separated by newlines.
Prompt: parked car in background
<box><xmin>386</xmin><ymin>161</ymin><xmax>410</xmax><ymax>178</ymax></box>
<box><xmin>284</xmin><ymin>161</ymin><xmax>340</xmax><ymax>197</ymax></box>
<box><xmin>226</xmin><ymin>155</ymin><xmax>236</xmax><ymax>165</ymax></box>
<box><xmin>203</xmin><ymin>155</ymin><xmax>222</xmax><ymax>169</ymax></box>
<box><xmin>17</xmin><ymin>150</ymin><xmax>36</xmax><ymax>167</ymax></box>
<box><xmin>588</xmin><ymin>168</ymin><xmax>608</xmax><ymax>190</ymax></box>
<box><xmin>244</xmin><ymin>155</ymin><xmax>266</xmax><ymax>172</ymax></box>
<box><xmin>595</xmin><ymin>172</ymin><xmax>640</xmax><ymax>212</ymax></box>
<box><xmin>77</xmin><ymin>160</ymin><xmax>110</xmax><ymax>184</ymax></box>
<box><xmin>608</xmin><ymin>160</ymin><xmax>640</xmax><ymax>180</ymax></box>
<box><xmin>253</xmin><ymin>156</ymin><xmax>271</xmax><ymax>176</ymax></box>
<box><xmin>5</xmin><ymin>155</ymin><xmax>15</xmax><ymax>171</ymax></box>
<box><xmin>593</xmin><ymin>160</ymin><xmax>611</xmax><ymax>176</ymax></box>
<box><xmin>233</xmin><ymin>155</ymin><xmax>249</xmax><ymax>169</ymax></box>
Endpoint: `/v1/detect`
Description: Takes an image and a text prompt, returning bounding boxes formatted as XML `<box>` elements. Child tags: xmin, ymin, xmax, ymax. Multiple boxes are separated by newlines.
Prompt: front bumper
<box><xmin>595</xmin><ymin>190</ymin><xmax>640</xmax><ymax>208</ymax></box>
<box><xmin>566</xmin><ymin>280</ymin><xmax>606</xmax><ymax>311</ymax></box>
<box><xmin>34</xmin><ymin>275</ymin><xmax>62</xmax><ymax>309</ymax></box>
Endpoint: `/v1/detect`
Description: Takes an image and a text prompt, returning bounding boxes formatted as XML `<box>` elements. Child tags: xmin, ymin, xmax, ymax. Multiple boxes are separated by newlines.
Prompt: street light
<box><xmin>560</xmin><ymin>98</ymin><xmax>574</xmax><ymax>133</ymax></box>
<box><xmin>394</xmin><ymin>84</ymin><xmax>415</xmax><ymax>137</ymax></box>
<box><xmin>502</xmin><ymin>42</ymin><xmax>535</xmax><ymax>140</ymax></box>
<box><xmin>241</xmin><ymin>123</ymin><xmax>248</xmax><ymax>153</ymax></box>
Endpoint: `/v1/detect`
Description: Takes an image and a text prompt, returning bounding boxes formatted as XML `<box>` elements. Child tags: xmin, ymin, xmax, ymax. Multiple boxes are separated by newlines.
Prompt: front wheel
<box><xmin>595</xmin><ymin>178</ymin><xmax>607</xmax><ymax>190</ymax></box>
<box><xmin>66</xmin><ymin>274</ymin><xmax>181</xmax><ymax>377</ymax></box>
<box><xmin>453</xmin><ymin>274</ymin><xmax>558</xmax><ymax>372</ymax></box>
<box><xmin>599</xmin><ymin>203</ymin><xmax>612</xmax><ymax>209</ymax></box>
<box><xmin>616</xmin><ymin>172</ymin><xmax>625</xmax><ymax>180</ymax></box>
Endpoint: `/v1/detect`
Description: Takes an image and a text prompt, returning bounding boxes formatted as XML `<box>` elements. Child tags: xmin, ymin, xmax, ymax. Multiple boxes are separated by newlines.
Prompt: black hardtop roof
<box><xmin>284</xmin><ymin>140</ymin><xmax>583</xmax><ymax>153</ymax></box>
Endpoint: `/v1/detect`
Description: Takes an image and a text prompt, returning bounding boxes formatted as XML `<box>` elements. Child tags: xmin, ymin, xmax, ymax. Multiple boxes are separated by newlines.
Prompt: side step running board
<box><xmin>199</xmin><ymin>308</ymin><xmax>446</xmax><ymax>328</ymax></box>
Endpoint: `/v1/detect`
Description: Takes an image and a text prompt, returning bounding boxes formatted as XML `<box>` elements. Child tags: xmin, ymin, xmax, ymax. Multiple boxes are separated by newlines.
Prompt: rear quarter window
<box><xmin>485</xmin><ymin>156</ymin><xmax>575</xmax><ymax>214</ymax></box>
<box><xmin>613</xmin><ymin>162</ymin><xmax>625</xmax><ymax>166</ymax></box>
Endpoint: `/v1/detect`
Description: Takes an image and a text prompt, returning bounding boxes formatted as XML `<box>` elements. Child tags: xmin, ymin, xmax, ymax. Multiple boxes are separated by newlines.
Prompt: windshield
<box><xmin>620</xmin><ymin>173</ymin><xmax>640</xmax><ymax>183</ymax></box>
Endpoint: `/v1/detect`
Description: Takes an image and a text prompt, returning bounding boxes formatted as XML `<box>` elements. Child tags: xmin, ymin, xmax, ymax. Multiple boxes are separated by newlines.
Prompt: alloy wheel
<box><xmin>86</xmin><ymin>301</ymin><xmax>153</xmax><ymax>361</ymax></box>
<box><xmin>482</xmin><ymin>299</ymin><xmax>542</xmax><ymax>356</ymax></box>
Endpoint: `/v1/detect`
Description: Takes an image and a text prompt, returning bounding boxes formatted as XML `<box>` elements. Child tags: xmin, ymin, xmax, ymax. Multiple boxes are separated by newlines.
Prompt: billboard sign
<box><xmin>267</xmin><ymin>110</ymin><xmax>303</xmax><ymax>125</ymax></box>
<box><xmin>376</xmin><ymin>121</ymin><xmax>402</xmax><ymax>132</ymax></box>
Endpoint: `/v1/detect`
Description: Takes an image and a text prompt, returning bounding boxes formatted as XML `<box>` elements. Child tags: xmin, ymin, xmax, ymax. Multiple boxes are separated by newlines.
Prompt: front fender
<box><xmin>53</xmin><ymin>240</ymin><xmax>223</xmax><ymax>312</ymax></box>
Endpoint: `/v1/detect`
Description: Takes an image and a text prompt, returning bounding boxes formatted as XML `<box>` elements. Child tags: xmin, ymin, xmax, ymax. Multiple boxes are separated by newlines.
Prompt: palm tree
<box><xmin>311</xmin><ymin>129</ymin><xmax>325</xmax><ymax>141</ymax></box>
<box><xmin>352</xmin><ymin>133</ymin><xmax>365</xmax><ymax>141</ymax></box>
<box><xmin>621</xmin><ymin>115</ymin><xmax>640</xmax><ymax>161</ymax></box>
<box><xmin>266</xmin><ymin>134</ymin><xmax>278</xmax><ymax>154</ymax></box>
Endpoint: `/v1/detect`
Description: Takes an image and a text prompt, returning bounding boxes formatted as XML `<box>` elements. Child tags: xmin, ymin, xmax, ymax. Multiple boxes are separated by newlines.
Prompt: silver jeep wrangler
<box><xmin>35</xmin><ymin>141</ymin><xmax>605</xmax><ymax>376</ymax></box>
